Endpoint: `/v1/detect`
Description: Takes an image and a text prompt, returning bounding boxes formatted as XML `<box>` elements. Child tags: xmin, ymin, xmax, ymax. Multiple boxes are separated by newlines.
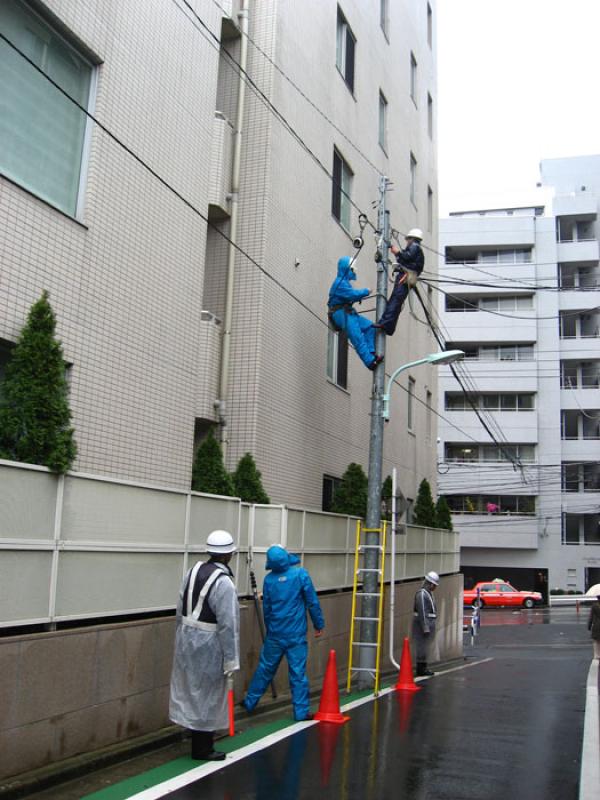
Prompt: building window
<box><xmin>445</xmin><ymin>495</ymin><xmax>536</xmax><ymax>515</ymax></box>
<box><xmin>327</xmin><ymin>325</ymin><xmax>348</xmax><ymax>389</ymax></box>
<box><xmin>427</xmin><ymin>93</ymin><xmax>433</xmax><ymax>138</ymax></box>
<box><xmin>427</xmin><ymin>3</ymin><xmax>433</xmax><ymax>47</ymax></box>
<box><xmin>378</xmin><ymin>91</ymin><xmax>387</xmax><ymax>151</ymax></box>
<box><xmin>445</xmin><ymin>393</ymin><xmax>535</xmax><ymax>411</ymax></box>
<box><xmin>336</xmin><ymin>6</ymin><xmax>356</xmax><ymax>93</ymax></box>
<box><xmin>0</xmin><ymin>0</ymin><xmax>94</xmax><ymax>217</ymax></box>
<box><xmin>332</xmin><ymin>148</ymin><xmax>353</xmax><ymax>230</ymax></box>
<box><xmin>410</xmin><ymin>52</ymin><xmax>417</xmax><ymax>105</ymax></box>
<box><xmin>444</xmin><ymin>443</ymin><xmax>535</xmax><ymax>463</ymax></box>
<box><xmin>446</xmin><ymin>295</ymin><xmax>534</xmax><ymax>313</ymax></box>
<box><xmin>410</xmin><ymin>152</ymin><xmax>417</xmax><ymax>207</ymax></box>
<box><xmin>380</xmin><ymin>0</ymin><xmax>389</xmax><ymax>37</ymax></box>
<box><xmin>322</xmin><ymin>474</ymin><xmax>342</xmax><ymax>512</ymax></box>
<box><xmin>427</xmin><ymin>186</ymin><xmax>433</xmax><ymax>232</ymax></box>
<box><xmin>408</xmin><ymin>377</ymin><xmax>415</xmax><ymax>430</ymax></box>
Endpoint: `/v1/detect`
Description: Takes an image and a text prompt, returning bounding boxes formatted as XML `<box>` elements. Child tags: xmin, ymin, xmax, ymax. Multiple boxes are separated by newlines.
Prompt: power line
<box><xmin>203</xmin><ymin>0</ymin><xmax>383</xmax><ymax>178</ymax></box>
<box><xmin>425</xmin><ymin>280</ymin><xmax>600</xmax><ymax>321</ymax></box>
<box><xmin>171</xmin><ymin>0</ymin><xmax>380</xmax><ymax>234</ymax></box>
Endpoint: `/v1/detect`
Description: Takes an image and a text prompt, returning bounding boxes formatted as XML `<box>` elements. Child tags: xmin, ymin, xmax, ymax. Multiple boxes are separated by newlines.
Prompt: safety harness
<box><xmin>181</xmin><ymin>561</ymin><xmax>231</xmax><ymax>631</ymax></box>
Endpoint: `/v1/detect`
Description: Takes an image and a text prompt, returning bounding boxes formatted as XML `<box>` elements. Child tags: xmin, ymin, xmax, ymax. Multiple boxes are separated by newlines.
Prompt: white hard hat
<box><xmin>406</xmin><ymin>228</ymin><xmax>423</xmax><ymax>240</ymax></box>
<box><xmin>425</xmin><ymin>571</ymin><xmax>440</xmax><ymax>586</ymax></box>
<box><xmin>206</xmin><ymin>530</ymin><xmax>236</xmax><ymax>554</ymax></box>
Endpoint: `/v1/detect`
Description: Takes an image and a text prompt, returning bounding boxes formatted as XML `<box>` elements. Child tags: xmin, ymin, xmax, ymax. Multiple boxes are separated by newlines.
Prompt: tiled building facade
<box><xmin>1</xmin><ymin>0</ymin><xmax>440</xmax><ymax>508</ymax></box>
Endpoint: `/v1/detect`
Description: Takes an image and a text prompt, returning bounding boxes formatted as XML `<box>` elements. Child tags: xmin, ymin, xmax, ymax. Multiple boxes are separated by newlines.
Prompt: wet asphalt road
<box><xmin>170</xmin><ymin>606</ymin><xmax>591</xmax><ymax>800</ymax></box>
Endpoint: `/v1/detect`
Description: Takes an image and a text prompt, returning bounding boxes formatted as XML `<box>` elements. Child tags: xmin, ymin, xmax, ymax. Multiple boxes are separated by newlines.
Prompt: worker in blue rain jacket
<box><xmin>377</xmin><ymin>228</ymin><xmax>425</xmax><ymax>335</ymax></box>
<box><xmin>328</xmin><ymin>255</ymin><xmax>383</xmax><ymax>371</ymax></box>
<box><xmin>241</xmin><ymin>545</ymin><xmax>325</xmax><ymax>721</ymax></box>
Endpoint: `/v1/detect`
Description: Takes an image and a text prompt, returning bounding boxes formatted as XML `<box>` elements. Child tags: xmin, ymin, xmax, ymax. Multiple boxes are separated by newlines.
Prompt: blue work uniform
<box><xmin>243</xmin><ymin>546</ymin><xmax>324</xmax><ymax>720</ymax></box>
<box><xmin>327</xmin><ymin>256</ymin><xmax>376</xmax><ymax>369</ymax></box>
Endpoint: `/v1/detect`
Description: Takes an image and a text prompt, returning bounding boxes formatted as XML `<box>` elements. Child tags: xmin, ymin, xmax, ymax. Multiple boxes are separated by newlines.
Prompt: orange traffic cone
<box><xmin>314</xmin><ymin>649</ymin><xmax>350</xmax><ymax>724</ymax></box>
<box><xmin>394</xmin><ymin>637</ymin><xmax>421</xmax><ymax>692</ymax></box>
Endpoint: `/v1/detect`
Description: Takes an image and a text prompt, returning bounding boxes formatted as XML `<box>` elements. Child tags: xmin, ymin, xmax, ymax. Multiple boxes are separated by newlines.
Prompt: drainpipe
<box><xmin>217</xmin><ymin>0</ymin><xmax>249</xmax><ymax>460</ymax></box>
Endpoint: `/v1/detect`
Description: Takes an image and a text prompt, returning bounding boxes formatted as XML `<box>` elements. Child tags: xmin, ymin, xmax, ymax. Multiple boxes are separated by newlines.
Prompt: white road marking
<box><xmin>126</xmin><ymin>657</ymin><xmax>495</xmax><ymax>799</ymax></box>
<box><xmin>579</xmin><ymin>659</ymin><xmax>599</xmax><ymax>800</ymax></box>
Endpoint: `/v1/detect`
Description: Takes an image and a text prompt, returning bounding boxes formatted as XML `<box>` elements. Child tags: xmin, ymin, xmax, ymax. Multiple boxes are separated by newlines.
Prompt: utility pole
<box><xmin>357</xmin><ymin>175</ymin><xmax>390</xmax><ymax>688</ymax></box>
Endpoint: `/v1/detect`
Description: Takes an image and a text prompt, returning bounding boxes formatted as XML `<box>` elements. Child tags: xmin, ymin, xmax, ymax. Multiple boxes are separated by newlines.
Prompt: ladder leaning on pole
<box><xmin>346</xmin><ymin>519</ymin><xmax>388</xmax><ymax>695</ymax></box>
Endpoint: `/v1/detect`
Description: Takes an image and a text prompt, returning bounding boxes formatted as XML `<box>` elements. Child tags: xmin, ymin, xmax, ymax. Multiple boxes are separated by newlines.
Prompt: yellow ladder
<box><xmin>346</xmin><ymin>520</ymin><xmax>387</xmax><ymax>695</ymax></box>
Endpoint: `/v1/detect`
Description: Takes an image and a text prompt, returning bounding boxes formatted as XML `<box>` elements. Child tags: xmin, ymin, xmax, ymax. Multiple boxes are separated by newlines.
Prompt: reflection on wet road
<box><xmin>167</xmin><ymin>608</ymin><xmax>590</xmax><ymax>800</ymax></box>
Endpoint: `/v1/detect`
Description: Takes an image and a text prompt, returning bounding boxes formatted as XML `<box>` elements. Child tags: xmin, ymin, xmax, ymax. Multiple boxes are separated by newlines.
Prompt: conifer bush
<box><xmin>435</xmin><ymin>495</ymin><xmax>453</xmax><ymax>531</ymax></box>
<box><xmin>0</xmin><ymin>291</ymin><xmax>76</xmax><ymax>473</ymax></box>
<box><xmin>413</xmin><ymin>478</ymin><xmax>437</xmax><ymax>528</ymax></box>
<box><xmin>232</xmin><ymin>452</ymin><xmax>270</xmax><ymax>504</ymax></box>
<box><xmin>191</xmin><ymin>429</ymin><xmax>235</xmax><ymax>496</ymax></box>
<box><xmin>331</xmin><ymin>462</ymin><xmax>368</xmax><ymax>518</ymax></box>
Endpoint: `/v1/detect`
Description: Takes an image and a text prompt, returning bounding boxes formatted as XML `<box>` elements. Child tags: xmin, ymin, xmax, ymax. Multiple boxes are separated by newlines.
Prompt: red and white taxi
<box><xmin>464</xmin><ymin>579</ymin><xmax>542</xmax><ymax>609</ymax></box>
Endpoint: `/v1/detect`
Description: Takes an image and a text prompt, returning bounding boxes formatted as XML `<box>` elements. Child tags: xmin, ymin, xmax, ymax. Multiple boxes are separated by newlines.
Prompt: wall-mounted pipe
<box><xmin>218</xmin><ymin>0</ymin><xmax>249</xmax><ymax>459</ymax></box>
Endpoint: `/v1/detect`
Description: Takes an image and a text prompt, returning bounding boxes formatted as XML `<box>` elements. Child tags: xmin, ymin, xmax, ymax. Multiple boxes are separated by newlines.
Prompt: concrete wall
<box><xmin>0</xmin><ymin>574</ymin><xmax>462</xmax><ymax>781</ymax></box>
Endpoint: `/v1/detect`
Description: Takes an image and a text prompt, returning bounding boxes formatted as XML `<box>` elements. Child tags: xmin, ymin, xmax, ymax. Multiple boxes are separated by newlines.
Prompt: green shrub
<box><xmin>191</xmin><ymin>429</ymin><xmax>235</xmax><ymax>496</ymax></box>
<box><xmin>0</xmin><ymin>291</ymin><xmax>76</xmax><ymax>473</ymax></box>
<box><xmin>232</xmin><ymin>452</ymin><xmax>270</xmax><ymax>504</ymax></box>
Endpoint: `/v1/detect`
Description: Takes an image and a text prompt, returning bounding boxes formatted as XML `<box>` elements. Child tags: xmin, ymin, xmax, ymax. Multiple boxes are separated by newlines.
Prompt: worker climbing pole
<box><xmin>375</xmin><ymin>227</ymin><xmax>425</xmax><ymax>336</ymax></box>
<box><xmin>326</xmin><ymin>213</ymin><xmax>383</xmax><ymax>371</ymax></box>
<box><xmin>357</xmin><ymin>175</ymin><xmax>391</xmax><ymax>688</ymax></box>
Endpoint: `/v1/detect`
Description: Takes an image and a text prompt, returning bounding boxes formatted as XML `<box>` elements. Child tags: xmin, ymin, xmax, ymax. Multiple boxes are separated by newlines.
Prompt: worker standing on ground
<box><xmin>169</xmin><ymin>530</ymin><xmax>240</xmax><ymax>761</ymax></box>
<box><xmin>412</xmin><ymin>570</ymin><xmax>439</xmax><ymax>677</ymax></box>
<box><xmin>588</xmin><ymin>593</ymin><xmax>600</xmax><ymax>660</ymax></box>
<box><xmin>377</xmin><ymin>229</ymin><xmax>424</xmax><ymax>335</ymax></box>
<box><xmin>328</xmin><ymin>255</ymin><xmax>383</xmax><ymax>371</ymax></box>
<box><xmin>241</xmin><ymin>545</ymin><xmax>325</xmax><ymax>721</ymax></box>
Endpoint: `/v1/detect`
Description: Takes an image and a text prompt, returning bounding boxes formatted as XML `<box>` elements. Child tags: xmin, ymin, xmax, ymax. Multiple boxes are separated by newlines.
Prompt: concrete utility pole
<box><xmin>357</xmin><ymin>175</ymin><xmax>390</xmax><ymax>688</ymax></box>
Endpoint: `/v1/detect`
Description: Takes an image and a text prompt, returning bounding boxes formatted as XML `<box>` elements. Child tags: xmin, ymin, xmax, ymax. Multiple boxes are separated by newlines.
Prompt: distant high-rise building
<box><xmin>437</xmin><ymin>155</ymin><xmax>600</xmax><ymax>594</ymax></box>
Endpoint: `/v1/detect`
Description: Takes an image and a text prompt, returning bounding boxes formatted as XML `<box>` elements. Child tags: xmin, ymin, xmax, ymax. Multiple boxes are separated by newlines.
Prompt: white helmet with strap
<box><xmin>406</xmin><ymin>228</ymin><xmax>423</xmax><ymax>240</ymax></box>
<box><xmin>425</xmin><ymin>570</ymin><xmax>440</xmax><ymax>586</ymax></box>
<box><xmin>206</xmin><ymin>530</ymin><xmax>236</xmax><ymax>554</ymax></box>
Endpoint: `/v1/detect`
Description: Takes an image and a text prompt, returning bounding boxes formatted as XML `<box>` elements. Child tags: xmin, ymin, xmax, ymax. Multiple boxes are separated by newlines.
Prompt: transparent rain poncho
<box><xmin>169</xmin><ymin>563</ymin><xmax>240</xmax><ymax>731</ymax></box>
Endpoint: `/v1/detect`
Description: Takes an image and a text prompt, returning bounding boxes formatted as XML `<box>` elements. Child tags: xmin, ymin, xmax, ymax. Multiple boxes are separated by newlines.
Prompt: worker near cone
<box><xmin>376</xmin><ymin>228</ymin><xmax>424</xmax><ymax>335</ymax></box>
<box><xmin>169</xmin><ymin>530</ymin><xmax>240</xmax><ymax>761</ymax></box>
<box><xmin>412</xmin><ymin>570</ymin><xmax>439</xmax><ymax>677</ymax></box>
<box><xmin>241</xmin><ymin>545</ymin><xmax>324</xmax><ymax>721</ymax></box>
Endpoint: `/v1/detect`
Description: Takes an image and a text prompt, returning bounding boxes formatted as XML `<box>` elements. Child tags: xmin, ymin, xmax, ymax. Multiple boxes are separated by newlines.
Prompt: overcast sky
<box><xmin>437</xmin><ymin>0</ymin><xmax>600</xmax><ymax>216</ymax></box>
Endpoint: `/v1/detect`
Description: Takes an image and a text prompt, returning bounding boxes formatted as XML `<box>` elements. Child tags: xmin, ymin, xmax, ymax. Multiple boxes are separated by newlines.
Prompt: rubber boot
<box><xmin>417</xmin><ymin>662</ymin><xmax>434</xmax><ymax>677</ymax></box>
<box><xmin>191</xmin><ymin>730</ymin><xmax>226</xmax><ymax>761</ymax></box>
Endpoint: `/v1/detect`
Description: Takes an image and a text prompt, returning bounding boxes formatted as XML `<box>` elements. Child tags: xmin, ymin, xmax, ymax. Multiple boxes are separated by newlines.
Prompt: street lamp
<box><xmin>358</xmin><ymin>347</ymin><xmax>464</xmax><ymax>689</ymax></box>
<box><xmin>382</xmin><ymin>349</ymin><xmax>465</xmax><ymax>421</ymax></box>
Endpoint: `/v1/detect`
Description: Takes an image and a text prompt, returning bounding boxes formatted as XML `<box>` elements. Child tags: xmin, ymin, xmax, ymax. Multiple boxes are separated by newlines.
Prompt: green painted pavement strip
<box><xmin>81</xmin><ymin>686</ymin><xmax>389</xmax><ymax>800</ymax></box>
<box><xmin>81</xmin><ymin>719</ymin><xmax>294</xmax><ymax>800</ymax></box>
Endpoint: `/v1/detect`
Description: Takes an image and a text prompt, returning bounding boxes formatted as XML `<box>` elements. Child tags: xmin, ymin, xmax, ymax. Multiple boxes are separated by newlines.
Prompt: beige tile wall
<box><xmin>1</xmin><ymin>0</ymin><xmax>439</xmax><ymax>505</ymax></box>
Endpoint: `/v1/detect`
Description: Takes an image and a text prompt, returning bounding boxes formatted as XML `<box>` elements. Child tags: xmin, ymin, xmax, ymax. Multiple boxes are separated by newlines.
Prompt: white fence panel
<box><xmin>0</xmin><ymin>461</ymin><xmax>460</xmax><ymax>628</ymax></box>
<box><xmin>62</xmin><ymin>477</ymin><xmax>187</xmax><ymax>545</ymax></box>
<box><xmin>0</xmin><ymin>462</ymin><xmax>57</xmax><ymax>541</ymax></box>
<box><xmin>54</xmin><ymin>551</ymin><xmax>183</xmax><ymax>619</ymax></box>
<box><xmin>0</xmin><ymin>550</ymin><xmax>53</xmax><ymax>624</ymax></box>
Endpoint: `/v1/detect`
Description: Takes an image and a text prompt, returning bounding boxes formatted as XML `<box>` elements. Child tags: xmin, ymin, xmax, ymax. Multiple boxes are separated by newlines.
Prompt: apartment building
<box><xmin>437</xmin><ymin>155</ymin><xmax>600</xmax><ymax>594</ymax></box>
<box><xmin>0</xmin><ymin>0</ymin><xmax>439</xmax><ymax>508</ymax></box>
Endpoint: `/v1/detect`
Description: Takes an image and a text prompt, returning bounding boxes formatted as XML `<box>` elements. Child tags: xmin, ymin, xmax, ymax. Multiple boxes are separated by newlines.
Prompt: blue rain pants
<box><xmin>244</xmin><ymin>637</ymin><xmax>310</xmax><ymax>720</ymax></box>
<box><xmin>331</xmin><ymin>308</ymin><xmax>376</xmax><ymax>369</ymax></box>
